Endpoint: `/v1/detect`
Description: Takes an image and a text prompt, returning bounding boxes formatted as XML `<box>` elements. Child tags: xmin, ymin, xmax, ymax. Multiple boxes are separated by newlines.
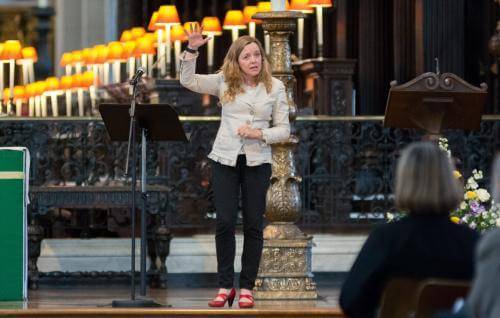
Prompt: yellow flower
<box><xmin>465</xmin><ymin>191</ymin><xmax>477</xmax><ymax>200</ymax></box>
<box><xmin>450</xmin><ymin>216</ymin><xmax>460</xmax><ymax>224</ymax></box>
<box><xmin>453</xmin><ymin>170</ymin><xmax>462</xmax><ymax>179</ymax></box>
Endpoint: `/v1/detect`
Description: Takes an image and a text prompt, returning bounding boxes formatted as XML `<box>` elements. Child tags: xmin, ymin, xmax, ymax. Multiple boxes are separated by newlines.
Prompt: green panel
<box><xmin>0</xmin><ymin>179</ymin><xmax>24</xmax><ymax>300</ymax></box>
<box><xmin>0</xmin><ymin>151</ymin><xmax>24</xmax><ymax>172</ymax></box>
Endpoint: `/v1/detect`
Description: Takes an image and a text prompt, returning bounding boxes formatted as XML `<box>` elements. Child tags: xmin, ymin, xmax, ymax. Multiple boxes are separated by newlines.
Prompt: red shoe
<box><xmin>208</xmin><ymin>288</ymin><xmax>236</xmax><ymax>308</ymax></box>
<box><xmin>238</xmin><ymin>293</ymin><xmax>254</xmax><ymax>308</ymax></box>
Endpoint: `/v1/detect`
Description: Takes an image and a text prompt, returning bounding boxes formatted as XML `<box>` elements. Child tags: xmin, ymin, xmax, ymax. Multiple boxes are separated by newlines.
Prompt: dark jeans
<box><xmin>210</xmin><ymin>155</ymin><xmax>272</xmax><ymax>290</ymax></box>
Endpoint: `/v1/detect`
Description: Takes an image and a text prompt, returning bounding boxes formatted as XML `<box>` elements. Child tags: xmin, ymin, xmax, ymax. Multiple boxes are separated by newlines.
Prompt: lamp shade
<box><xmin>107</xmin><ymin>41</ymin><xmax>124</xmax><ymax>61</ymax></box>
<box><xmin>94</xmin><ymin>45</ymin><xmax>108</xmax><ymax>64</ymax></box>
<box><xmin>13</xmin><ymin>86</ymin><xmax>25</xmax><ymax>101</ymax></box>
<box><xmin>25</xmin><ymin>83</ymin><xmax>37</xmax><ymax>98</ymax></box>
<box><xmin>60</xmin><ymin>52</ymin><xmax>73</xmax><ymax>67</ymax></box>
<box><xmin>59</xmin><ymin>75</ymin><xmax>73</xmax><ymax>90</ymax></box>
<box><xmin>71</xmin><ymin>50</ymin><xmax>83</xmax><ymax>65</ymax></box>
<box><xmin>2</xmin><ymin>88</ymin><xmax>10</xmax><ymax>103</ymax></box>
<box><xmin>134</xmin><ymin>37</ymin><xmax>156</xmax><ymax>56</ymax></box>
<box><xmin>309</xmin><ymin>0</ymin><xmax>332</xmax><ymax>7</ymax></box>
<box><xmin>130</xmin><ymin>27</ymin><xmax>146</xmax><ymax>40</ymax></box>
<box><xmin>148</xmin><ymin>11</ymin><xmax>159</xmax><ymax>31</ymax></box>
<box><xmin>201</xmin><ymin>17</ymin><xmax>223</xmax><ymax>35</ymax></box>
<box><xmin>171</xmin><ymin>24</ymin><xmax>188</xmax><ymax>42</ymax></box>
<box><xmin>82</xmin><ymin>48</ymin><xmax>97</xmax><ymax>65</ymax></box>
<box><xmin>0</xmin><ymin>43</ymin><xmax>4</xmax><ymax>60</ymax></box>
<box><xmin>21</xmin><ymin>47</ymin><xmax>38</xmax><ymax>62</ymax></box>
<box><xmin>122</xmin><ymin>41</ymin><xmax>136</xmax><ymax>59</ymax></box>
<box><xmin>120</xmin><ymin>30</ymin><xmax>133</xmax><ymax>42</ymax></box>
<box><xmin>290</xmin><ymin>0</ymin><xmax>314</xmax><ymax>13</ymax></box>
<box><xmin>223</xmin><ymin>10</ymin><xmax>246</xmax><ymax>30</ymax></box>
<box><xmin>156</xmin><ymin>5</ymin><xmax>180</xmax><ymax>25</ymax></box>
<box><xmin>243</xmin><ymin>6</ymin><xmax>259</xmax><ymax>23</ymax></box>
<box><xmin>71</xmin><ymin>74</ymin><xmax>83</xmax><ymax>89</ymax></box>
<box><xmin>34</xmin><ymin>81</ymin><xmax>46</xmax><ymax>96</ymax></box>
<box><xmin>45</xmin><ymin>77</ymin><xmax>60</xmax><ymax>91</ymax></box>
<box><xmin>81</xmin><ymin>71</ymin><xmax>95</xmax><ymax>87</ymax></box>
<box><xmin>2</xmin><ymin>40</ymin><xmax>22</xmax><ymax>60</ymax></box>
<box><xmin>257</xmin><ymin>2</ymin><xmax>272</xmax><ymax>12</ymax></box>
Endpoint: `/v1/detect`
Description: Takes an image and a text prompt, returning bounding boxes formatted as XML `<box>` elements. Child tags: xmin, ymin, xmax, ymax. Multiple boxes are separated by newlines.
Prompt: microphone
<box><xmin>129</xmin><ymin>67</ymin><xmax>145</xmax><ymax>85</ymax></box>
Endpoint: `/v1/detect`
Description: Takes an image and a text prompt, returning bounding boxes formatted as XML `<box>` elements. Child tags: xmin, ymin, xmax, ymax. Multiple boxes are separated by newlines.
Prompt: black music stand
<box><xmin>99</xmin><ymin>103</ymin><xmax>187</xmax><ymax>307</ymax></box>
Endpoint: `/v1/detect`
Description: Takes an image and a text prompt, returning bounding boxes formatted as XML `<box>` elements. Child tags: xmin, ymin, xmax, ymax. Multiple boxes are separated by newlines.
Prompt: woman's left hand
<box><xmin>237</xmin><ymin>124</ymin><xmax>263</xmax><ymax>140</ymax></box>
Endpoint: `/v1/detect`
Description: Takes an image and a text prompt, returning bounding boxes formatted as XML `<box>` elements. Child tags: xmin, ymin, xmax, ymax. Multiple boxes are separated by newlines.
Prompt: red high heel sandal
<box><xmin>208</xmin><ymin>288</ymin><xmax>236</xmax><ymax>308</ymax></box>
<box><xmin>238</xmin><ymin>293</ymin><xmax>254</xmax><ymax>308</ymax></box>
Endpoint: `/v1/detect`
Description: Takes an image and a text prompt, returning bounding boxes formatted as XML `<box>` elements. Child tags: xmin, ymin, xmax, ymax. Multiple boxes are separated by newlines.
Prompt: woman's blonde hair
<box><xmin>395</xmin><ymin>141</ymin><xmax>463</xmax><ymax>215</ymax></box>
<box><xmin>492</xmin><ymin>153</ymin><xmax>500</xmax><ymax>202</ymax></box>
<box><xmin>219</xmin><ymin>35</ymin><xmax>272</xmax><ymax>103</ymax></box>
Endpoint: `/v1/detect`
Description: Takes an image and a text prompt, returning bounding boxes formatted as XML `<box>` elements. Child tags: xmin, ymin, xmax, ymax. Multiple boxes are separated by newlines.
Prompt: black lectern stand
<box><xmin>99</xmin><ymin>103</ymin><xmax>187</xmax><ymax>307</ymax></box>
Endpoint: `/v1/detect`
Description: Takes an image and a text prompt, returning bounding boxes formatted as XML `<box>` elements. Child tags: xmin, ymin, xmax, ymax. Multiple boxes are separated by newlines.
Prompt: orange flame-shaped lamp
<box><xmin>120</xmin><ymin>30</ymin><xmax>133</xmax><ymax>42</ymax></box>
<box><xmin>25</xmin><ymin>82</ymin><xmax>37</xmax><ymax>116</ymax></box>
<box><xmin>94</xmin><ymin>44</ymin><xmax>109</xmax><ymax>87</ymax></box>
<box><xmin>243</xmin><ymin>6</ymin><xmax>259</xmax><ymax>37</ymax></box>
<box><xmin>13</xmin><ymin>85</ymin><xmax>26</xmax><ymax>116</ymax></box>
<box><xmin>223</xmin><ymin>10</ymin><xmax>246</xmax><ymax>42</ymax></box>
<box><xmin>290</xmin><ymin>0</ymin><xmax>313</xmax><ymax>59</ymax></box>
<box><xmin>201</xmin><ymin>17</ymin><xmax>223</xmax><ymax>72</ymax></box>
<box><xmin>59</xmin><ymin>75</ymin><xmax>73</xmax><ymax>116</ymax></box>
<box><xmin>3</xmin><ymin>40</ymin><xmax>22</xmax><ymax>110</ymax></box>
<box><xmin>34</xmin><ymin>80</ymin><xmax>47</xmax><ymax>117</ymax></box>
<box><xmin>309</xmin><ymin>0</ymin><xmax>332</xmax><ymax>57</ymax></box>
<box><xmin>122</xmin><ymin>41</ymin><xmax>137</xmax><ymax>83</ymax></box>
<box><xmin>156</xmin><ymin>5</ymin><xmax>180</xmax><ymax>77</ymax></box>
<box><xmin>171</xmin><ymin>24</ymin><xmax>188</xmax><ymax>78</ymax></box>
<box><xmin>130</xmin><ymin>27</ymin><xmax>147</xmax><ymax>40</ymax></box>
<box><xmin>60</xmin><ymin>52</ymin><xmax>73</xmax><ymax>76</ymax></box>
<box><xmin>107</xmin><ymin>42</ymin><xmax>124</xmax><ymax>83</ymax></box>
<box><xmin>45</xmin><ymin>77</ymin><xmax>62</xmax><ymax>117</ymax></box>
<box><xmin>72</xmin><ymin>50</ymin><xmax>83</xmax><ymax>74</ymax></box>
<box><xmin>135</xmin><ymin>36</ymin><xmax>156</xmax><ymax>77</ymax></box>
<box><xmin>18</xmin><ymin>46</ymin><xmax>38</xmax><ymax>84</ymax></box>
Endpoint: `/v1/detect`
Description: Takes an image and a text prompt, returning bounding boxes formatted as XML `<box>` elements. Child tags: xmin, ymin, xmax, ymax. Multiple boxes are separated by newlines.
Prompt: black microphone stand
<box><xmin>111</xmin><ymin>75</ymin><xmax>161</xmax><ymax>308</ymax></box>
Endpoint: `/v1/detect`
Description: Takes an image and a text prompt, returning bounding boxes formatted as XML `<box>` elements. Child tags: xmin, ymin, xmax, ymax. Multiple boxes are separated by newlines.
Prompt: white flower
<box><xmin>473</xmin><ymin>170</ymin><xmax>483</xmax><ymax>180</ymax></box>
<box><xmin>386</xmin><ymin>213</ymin><xmax>394</xmax><ymax>221</ymax></box>
<box><xmin>467</xmin><ymin>177</ymin><xmax>478</xmax><ymax>190</ymax></box>
<box><xmin>476</xmin><ymin>189</ymin><xmax>491</xmax><ymax>203</ymax></box>
<box><xmin>496</xmin><ymin>218</ymin><xmax>500</xmax><ymax>227</ymax></box>
<box><xmin>460</xmin><ymin>201</ymin><xmax>467</xmax><ymax>210</ymax></box>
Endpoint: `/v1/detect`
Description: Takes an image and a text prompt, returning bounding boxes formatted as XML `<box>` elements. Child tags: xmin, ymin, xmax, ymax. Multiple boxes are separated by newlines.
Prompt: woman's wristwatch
<box><xmin>185</xmin><ymin>46</ymin><xmax>198</xmax><ymax>54</ymax></box>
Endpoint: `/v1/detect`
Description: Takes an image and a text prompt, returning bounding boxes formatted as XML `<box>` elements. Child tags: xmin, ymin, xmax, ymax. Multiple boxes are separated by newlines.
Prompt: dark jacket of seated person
<box><xmin>339</xmin><ymin>142</ymin><xmax>479</xmax><ymax>318</ymax></box>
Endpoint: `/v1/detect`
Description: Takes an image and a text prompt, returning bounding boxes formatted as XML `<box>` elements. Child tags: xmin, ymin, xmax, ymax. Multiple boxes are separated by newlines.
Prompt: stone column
<box><xmin>252</xmin><ymin>11</ymin><xmax>317</xmax><ymax>300</ymax></box>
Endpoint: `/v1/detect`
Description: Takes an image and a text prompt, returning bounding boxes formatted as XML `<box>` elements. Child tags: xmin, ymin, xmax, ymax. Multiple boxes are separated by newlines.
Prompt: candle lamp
<box><xmin>60</xmin><ymin>75</ymin><xmax>73</xmax><ymax>116</ymax></box>
<box><xmin>2</xmin><ymin>40</ymin><xmax>22</xmax><ymax>113</ymax></box>
<box><xmin>290</xmin><ymin>0</ymin><xmax>313</xmax><ymax>59</ymax></box>
<box><xmin>71</xmin><ymin>74</ymin><xmax>85</xmax><ymax>116</ymax></box>
<box><xmin>18</xmin><ymin>47</ymin><xmax>38</xmax><ymax>84</ymax></box>
<box><xmin>243</xmin><ymin>6</ymin><xmax>259</xmax><ymax>38</ymax></box>
<box><xmin>2</xmin><ymin>88</ymin><xmax>11</xmax><ymax>114</ymax></box>
<box><xmin>25</xmin><ymin>83</ymin><xmax>36</xmax><ymax>117</ymax></box>
<box><xmin>223</xmin><ymin>10</ymin><xmax>247</xmax><ymax>42</ymax></box>
<box><xmin>201</xmin><ymin>17</ymin><xmax>223</xmax><ymax>73</ymax></box>
<box><xmin>171</xmin><ymin>24</ymin><xmax>188</xmax><ymax>78</ymax></box>
<box><xmin>149</xmin><ymin>11</ymin><xmax>166</xmax><ymax>78</ymax></box>
<box><xmin>156</xmin><ymin>5</ymin><xmax>181</xmax><ymax>78</ymax></box>
<box><xmin>60</xmin><ymin>52</ymin><xmax>73</xmax><ymax>76</ymax></box>
<box><xmin>34</xmin><ymin>81</ymin><xmax>47</xmax><ymax>117</ymax></box>
<box><xmin>134</xmin><ymin>36</ymin><xmax>156</xmax><ymax>78</ymax></box>
<box><xmin>309</xmin><ymin>0</ymin><xmax>332</xmax><ymax>57</ymax></box>
<box><xmin>94</xmin><ymin>44</ymin><xmax>109</xmax><ymax>88</ymax></box>
<box><xmin>107</xmin><ymin>41</ymin><xmax>124</xmax><ymax>83</ymax></box>
<box><xmin>82</xmin><ymin>71</ymin><xmax>97</xmax><ymax>115</ymax></box>
<box><xmin>45</xmin><ymin>77</ymin><xmax>63</xmax><ymax>117</ymax></box>
<box><xmin>13</xmin><ymin>86</ymin><xmax>25</xmax><ymax>116</ymax></box>
<box><xmin>257</xmin><ymin>2</ymin><xmax>272</xmax><ymax>54</ymax></box>
<box><xmin>71</xmin><ymin>50</ymin><xmax>83</xmax><ymax>74</ymax></box>
<box><xmin>120</xmin><ymin>30</ymin><xmax>133</xmax><ymax>42</ymax></box>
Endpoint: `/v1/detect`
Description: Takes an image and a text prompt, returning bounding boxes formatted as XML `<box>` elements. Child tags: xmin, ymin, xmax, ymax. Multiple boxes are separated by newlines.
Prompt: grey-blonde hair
<box><xmin>493</xmin><ymin>153</ymin><xmax>500</xmax><ymax>203</ymax></box>
<box><xmin>395</xmin><ymin>142</ymin><xmax>463</xmax><ymax>215</ymax></box>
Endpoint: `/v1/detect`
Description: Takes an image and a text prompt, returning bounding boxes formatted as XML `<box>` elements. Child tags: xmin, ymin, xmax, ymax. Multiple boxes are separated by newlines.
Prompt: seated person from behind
<box><xmin>339</xmin><ymin>141</ymin><xmax>479</xmax><ymax>318</ymax></box>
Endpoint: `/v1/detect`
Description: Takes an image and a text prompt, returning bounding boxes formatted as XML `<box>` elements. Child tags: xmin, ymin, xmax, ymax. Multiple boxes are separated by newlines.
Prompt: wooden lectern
<box><xmin>384</xmin><ymin>72</ymin><xmax>488</xmax><ymax>135</ymax></box>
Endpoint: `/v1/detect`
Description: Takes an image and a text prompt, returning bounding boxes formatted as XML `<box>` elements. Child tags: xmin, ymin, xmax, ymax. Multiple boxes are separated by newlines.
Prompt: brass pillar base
<box><xmin>254</xmin><ymin>237</ymin><xmax>317</xmax><ymax>300</ymax></box>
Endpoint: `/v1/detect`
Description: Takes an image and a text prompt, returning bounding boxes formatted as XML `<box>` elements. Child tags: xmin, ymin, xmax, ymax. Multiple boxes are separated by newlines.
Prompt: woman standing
<box><xmin>180</xmin><ymin>24</ymin><xmax>290</xmax><ymax>308</ymax></box>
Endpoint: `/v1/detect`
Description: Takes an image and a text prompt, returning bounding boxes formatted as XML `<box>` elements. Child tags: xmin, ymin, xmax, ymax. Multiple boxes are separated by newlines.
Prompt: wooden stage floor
<box><xmin>0</xmin><ymin>283</ymin><xmax>345</xmax><ymax>317</ymax></box>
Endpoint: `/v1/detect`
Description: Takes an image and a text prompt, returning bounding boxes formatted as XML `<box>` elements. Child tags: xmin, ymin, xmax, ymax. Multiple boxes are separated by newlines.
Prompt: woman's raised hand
<box><xmin>185</xmin><ymin>22</ymin><xmax>210</xmax><ymax>50</ymax></box>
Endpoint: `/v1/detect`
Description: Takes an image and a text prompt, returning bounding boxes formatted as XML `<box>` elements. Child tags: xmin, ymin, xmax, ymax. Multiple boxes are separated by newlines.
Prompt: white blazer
<box><xmin>179</xmin><ymin>52</ymin><xmax>290</xmax><ymax>167</ymax></box>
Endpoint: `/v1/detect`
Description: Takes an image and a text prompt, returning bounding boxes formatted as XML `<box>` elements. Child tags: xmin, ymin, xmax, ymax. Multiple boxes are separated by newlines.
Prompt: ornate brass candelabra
<box><xmin>253</xmin><ymin>11</ymin><xmax>317</xmax><ymax>300</ymax></box>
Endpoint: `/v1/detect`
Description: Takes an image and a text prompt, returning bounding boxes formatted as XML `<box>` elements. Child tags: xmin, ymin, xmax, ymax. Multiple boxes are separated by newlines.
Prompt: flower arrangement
<box><xmin>386</xmin><ymin>138</ymin><xmax>500</xmax><ymax>232</ymax></box>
